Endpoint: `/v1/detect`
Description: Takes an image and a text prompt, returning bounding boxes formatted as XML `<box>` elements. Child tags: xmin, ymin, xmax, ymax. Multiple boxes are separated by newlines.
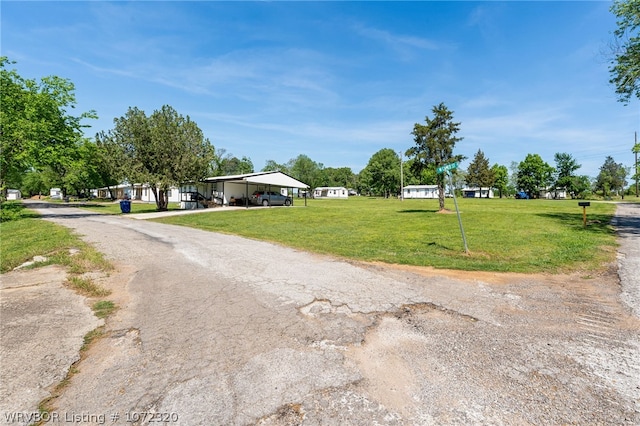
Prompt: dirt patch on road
<box><xmin>340</xmin><ymin>260</ymin><xmax>640</xmax><ymax>424</ymax></box>
<box><xmin>366</xmin><ymin>259</ymin><xmax>613</xmax><ymax>285</ymax></box>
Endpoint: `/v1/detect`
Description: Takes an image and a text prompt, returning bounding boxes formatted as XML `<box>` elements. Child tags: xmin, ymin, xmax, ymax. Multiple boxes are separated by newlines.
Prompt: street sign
<box><xmin>436</xmin><ymin>162</ymin><xmax>458</xmax><ymax>174</ymax></box>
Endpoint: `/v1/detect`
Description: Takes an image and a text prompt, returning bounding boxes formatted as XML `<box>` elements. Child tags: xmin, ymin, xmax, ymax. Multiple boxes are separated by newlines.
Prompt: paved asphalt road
<box><xmin>2</xmin><ymin>201</ymin><xmax>639</xmax><ymax>425</ymax></box>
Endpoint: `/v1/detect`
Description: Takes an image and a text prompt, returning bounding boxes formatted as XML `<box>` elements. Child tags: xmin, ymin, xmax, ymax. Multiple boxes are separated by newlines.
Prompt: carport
<box><xmin>198</xmin><ymin>171</ymin><xmax>310</xmax><ymax>208</ymax></box>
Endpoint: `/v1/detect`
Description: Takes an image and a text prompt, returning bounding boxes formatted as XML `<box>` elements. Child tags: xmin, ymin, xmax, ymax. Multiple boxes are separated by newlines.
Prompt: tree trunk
<box><xmin>158</xmin><ymin>189</ymin><xmax>168</xmax><ymax>211</ymax></box>
<box><xmin>150</xmin><ymin>185</ymin><xmax>168</xmax><ymax>211</ymax></box>
<box><xmin>438</xmin><ymin>184</ymin><xmax>445</xmax><ymax>211</ymax></box>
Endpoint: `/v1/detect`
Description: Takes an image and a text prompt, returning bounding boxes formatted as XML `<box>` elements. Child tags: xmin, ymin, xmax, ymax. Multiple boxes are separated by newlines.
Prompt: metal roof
<box><xmin>403</xmin><ymin>185</ymin><xmax>438</xmax><ymax>189</ymax></box>
<box><xmin>202</xmin><ymin>171</ymin><xmax>309</xmax><ymax>189</ymax></box>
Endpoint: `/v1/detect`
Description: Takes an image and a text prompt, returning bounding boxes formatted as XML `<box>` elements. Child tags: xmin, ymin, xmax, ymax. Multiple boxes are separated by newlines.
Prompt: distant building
<box><xmin>403</xmin><ymin>185</ymin><xmax>439</xmax><ymax>199</ymax></box>
<box><xmin>314</xmin><ymin>187</ymin><xmax>349</xmax><ymax>199</ymax></box>
<box><xmin>49</xmin><ymin>188</ymin><xmax>62</xmax><ymax>199</ymax></box>
<box><xmin>540</xmin><ymin>188</ymin><xmax>567</xmax><ymax>199</ymax></box>
<box><xmin>95</xmin><ymin>183</ymin><xmax>181</xmax><ymax>203</ymax></box>
<box><xmin>462</xmin><ymin>187</ymin><xmax>494</xmax><ymax>198</ymax></box>
<box><xmin>7</xmin><ymin>189</ymin><xmax>21</xmax><ymax>200</ymax></box>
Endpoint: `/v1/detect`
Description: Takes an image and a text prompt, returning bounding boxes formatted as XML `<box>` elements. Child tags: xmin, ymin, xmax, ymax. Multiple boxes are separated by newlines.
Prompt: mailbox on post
<box><xmin>578</xmin><ymin>202</ymin><xmax>590</xmax><ymax>226</ymax></box>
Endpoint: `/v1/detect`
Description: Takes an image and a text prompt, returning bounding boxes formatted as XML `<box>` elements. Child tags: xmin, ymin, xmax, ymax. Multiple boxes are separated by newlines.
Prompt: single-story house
<box><xmin>403</xmin><ymin>185</ymin><xmax>439</xmax><ymax>199</ymax></box>
<box><xmin>50</xmin><ymin>188</ymin><xmax>62</xmax><ymax>199</ymax></box>
<box><xmin>462</xmin><ymin>187</ymin><xmax>494</xmax><ymax>198</ymax></box>
<box><xmin>540</xmin><ymin>188</ymin><xmax>568</xmax><ymax>199</ymax></box>
<box><xmin>6</xmin><ymin>189</ymin><xmax>21</xmax><ymax>200</ymax></box>
<box><xmin>94</xmin><ymin>184</ymin><xmax>181</xmax><ymax>203</ymax></box>
<box><xmin>94</xmin><ymin>171</ymin><xmax>309</xmax><ymax>209</ymax></box>
<box><xmin>313</xmin><ymin>187</ymin><xmax>348</xmax><ymax>199</ymax></box>
<box><xmin>193</xmin><ymin>171</ymin><xmax>309</xmax><ymax>208</ymax></box>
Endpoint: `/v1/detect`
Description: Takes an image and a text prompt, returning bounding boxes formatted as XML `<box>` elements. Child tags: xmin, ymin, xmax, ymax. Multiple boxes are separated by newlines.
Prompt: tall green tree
<box><xmin>609</xmin><ymin>0</ymin><xmax>640</xmax><ymax>103</ymax></box>
<box><xmin>62</xmin><ymin>139</ymin><xmax>105</xmax><ymax>197</ymax></box>
<box><xmin>406</xmin><ymin>103</ymin><xmax>465</xmax><ymax>210</ymax></box>
<box><xmin>595</xmin><ymin>156</ymin><xmax>628</xmax><ymax>197</ymax></box>
<box><xmin>573</xmin><ymin>175</ymin><xmax>593</xmax><ymax>199</ymax></box>
<box><xmin>97</xmin><ymin>105</ymin><xmax>215</xmax><ymax>211</ymax></box>
<box><xmin>360</xmin><ymin>148</ymin><xmax>401</xmax><ymax>197</ymax></box>
<box><xmin>220</xmin><ymin>155</ymin><xmax>254</xmax><ymax>175</ymax></box>
<box><xmin>19</xmin><ymin>170</ymin><xmax>51</xmax><ymax>198</ymax></box>
<box><xmin>466</xmin><ymin>149</ymin><xmax>494</xmax><ymax>198</ymax></box>
<box><xmin>516</xmin><ymin>154</ymin><xmax>554</xmax><ymax>198</ymax></box>
<box><xmin>491</xmin><ymin>164</ymin><xmax>509</xmax><ymax>198</ymax></box>
<box><xmin>319</xmin><ymin>167</ymin><xmax>355</xmax><ymax>188</ymax></box>
<box><xmin>0</xmin><ymin>57</ymin><xmax>96</xmax><ymax>197</ymax></box>
<box><xmin>94</xmin><ymin>135</ymin><xmax>127</xmax><ymax>200</ymax></box>
<box><xmin>402</xmin><ymin>157</ymin><xmax>436</xmax><ymax>186</ymax></box>
<box><xmin>287</xmin><ymin>154</ymin><xmax>324</xmax><ymax>191</ymax></box>
<box><xmin>262</xmin><ymin>159</ymin><xmax>289</xmax><ymax>173</ymax></box>
<box><xmin>553</xmin><ymin>152</ymin><xmax>581</xmax><ymax>198</ymax></box>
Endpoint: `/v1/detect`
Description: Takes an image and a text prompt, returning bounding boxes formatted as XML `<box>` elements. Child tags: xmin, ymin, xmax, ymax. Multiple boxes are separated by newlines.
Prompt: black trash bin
<box><xmin>119</xmin><ymin>200</ymin><xmax>131</xmax><ymax>214</ymax></box>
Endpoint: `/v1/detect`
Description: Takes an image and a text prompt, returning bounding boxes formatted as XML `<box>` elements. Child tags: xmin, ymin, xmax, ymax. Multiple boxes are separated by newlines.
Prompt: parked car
<box><xmin>515</xmin><ymin>191</ymin><xmax>529</xmax><ymax>199</ymax></box>
<box><xmin>250</xmin><ymin>191</ymin><xmax>292</xmax><ymax>206</ymax></box>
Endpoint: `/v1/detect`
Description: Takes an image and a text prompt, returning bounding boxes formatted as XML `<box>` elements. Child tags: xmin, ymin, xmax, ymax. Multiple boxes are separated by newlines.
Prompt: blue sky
<box><xmin>2</xmin><ymin>1</ymin><xmax>637</xmax><ymax>178</ymax></box>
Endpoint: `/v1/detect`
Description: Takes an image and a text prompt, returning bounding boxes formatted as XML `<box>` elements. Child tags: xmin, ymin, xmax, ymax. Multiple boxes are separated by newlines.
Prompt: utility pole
<box><xmin>634</xmin><ymin>132</ymin><xmax>639</xmax><ymax>197</ymax></box>
<box><xmin>399</xmin><ymin>151</ymin><xmax>404</xmax><ymax>201</ymax></box>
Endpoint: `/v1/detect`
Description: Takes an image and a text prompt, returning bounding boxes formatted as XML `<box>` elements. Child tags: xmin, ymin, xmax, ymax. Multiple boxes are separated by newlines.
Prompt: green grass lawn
<box><xmin>153</xmin><ymin>197</ymin><xmax>621</xmax><ymax>274</ymax></box>
<box><xmin>0</xmin><ymin>202</ymin><xmax>111</xmax><ymax>274</ymax></box>
<box><xmin>77</xmin><ymin>200</ymin><xmax>181</xmax><ymax>215</ymax></box>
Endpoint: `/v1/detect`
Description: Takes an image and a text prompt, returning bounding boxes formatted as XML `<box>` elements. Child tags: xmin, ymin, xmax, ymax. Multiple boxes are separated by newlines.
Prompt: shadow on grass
<box><xmin>535</xmin><ymin>212</ymin><xmax>616</xmax><ymax>235</ymax></box>
<box><xmin>14</xmin><ymin>201</ymin><xmax>104</xmax><ymax>220</ymax></box>
<box><xmin>76</xmin><ymin>203</ymin><xmax>109</xmax><ymax>209</ymax></box>
<box><xmin>398</xmin><ymin>209</ymin><xmax>440</xmax><ymax>214</ymax></box>
<box><xmin>427</xmin><ymin>241</ymin><xmax>456</xmax><ymax>251</ymax></box>
<box><xmin>0</xmin><ymin>202</ymin><xmax>40</xmax><ymax>222</ymax></box>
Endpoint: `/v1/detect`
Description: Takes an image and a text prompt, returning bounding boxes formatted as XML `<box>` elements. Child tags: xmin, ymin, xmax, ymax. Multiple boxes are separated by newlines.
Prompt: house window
<box><xmin>167</xmin><ymin>190</ymin><xmax>172</xmax><ymax>198</ymax></box>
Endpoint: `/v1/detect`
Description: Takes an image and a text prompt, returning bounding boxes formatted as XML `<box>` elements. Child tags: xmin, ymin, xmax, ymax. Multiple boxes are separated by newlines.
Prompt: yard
<box><xmin>0</xmin><ymin>202</ymin><xmax>111</xmax><ymax>273</ymax></box>
<box><xmin>153</xmin><ymin>197</ymin><xmax>620</xmax><ymax>273</ymax></box>
<box><xmin>75</xmin><ymin>200</ymin><xmax>182</xmax><ymax>215</ymax></box>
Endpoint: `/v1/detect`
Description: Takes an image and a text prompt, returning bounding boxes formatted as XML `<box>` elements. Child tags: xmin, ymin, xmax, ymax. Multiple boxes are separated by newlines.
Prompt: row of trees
<box><xmin>355</xmin><ymin>104</ymin><xmax>630</xmax><ymax>205</ymax></box>
<box><xmin>3</xmin><ymin>50</ymin><xmax>635</xmax><ymax>212</ymax></box>
<box><xmin>1</xmin><ymin>57</ymin><xmax>99</xmax><ymax>199</ymax></box>
<box><xmin>610</xmin><ymin>0</ymin><xmax>640</xmax><ymax>195</ymax></box>
<box><xmin>224</xmin><ymin>0</ymin><xmax>639</xmax><ymax>202</ymax></box>
<box><xmin>0</xmin><ymin>58</ymin><xmax>261</xmax><ymax>209</ymax></box>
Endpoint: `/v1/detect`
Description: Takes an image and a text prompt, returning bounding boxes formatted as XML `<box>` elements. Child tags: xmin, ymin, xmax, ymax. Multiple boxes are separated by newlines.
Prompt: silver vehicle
<box><xmin>250</xmin><ymin>191</ymin><xmax>292</xmax><ymax>206</ymax></box>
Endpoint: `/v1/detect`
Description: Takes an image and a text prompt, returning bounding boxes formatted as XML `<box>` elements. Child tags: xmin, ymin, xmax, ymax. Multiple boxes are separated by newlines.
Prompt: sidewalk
<box><xmin>126</xmin><ymin>205</ymin><xmax>248</xmax><ymax>220</ymax></box>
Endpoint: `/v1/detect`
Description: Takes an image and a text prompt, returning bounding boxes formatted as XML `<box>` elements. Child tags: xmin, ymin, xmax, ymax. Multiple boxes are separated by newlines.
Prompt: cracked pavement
<box><xmin>1</xmin><ymin>201</ymin><xmax>639</xmax><ymax>425</ymax></box>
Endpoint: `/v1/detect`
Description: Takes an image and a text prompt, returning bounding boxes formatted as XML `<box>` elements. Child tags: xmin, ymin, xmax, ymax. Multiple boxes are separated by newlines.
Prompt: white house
<box><xmin>94</xmin><ymin>171</ymin><xmax>309</xmax><ymax>209</ymax></box>
<box><xmin>403</xmin><ymin>185</ymin><xmax>439</xmax><ymax>199</ymax></box>
<box><xmin>462</xmin><ymin>187</ymin><xmax>494</xmax><ymax>198</ymax></box>
<box><xmin>540</xmin><ymin>188</ymin><xmax>568</xmax><ymax>199</ymax></box>
<box><xmin>95</xmin><ymin>184</ymin><xmax>181</xmax><ymax>203</ymax></box>
<box><xmin>313</xmin><ymin>187</ymin><xmax>348</xmax><ymax>199</ymax></box>
<box><xmin>49</xmin><ymin>188</ymin><xmax>62</xmax><ymax>199</ymax></box>
<box><xmin>6</xmin><ymin>189</ymin><xmax>21</xmax><ymax>200</ymax></box>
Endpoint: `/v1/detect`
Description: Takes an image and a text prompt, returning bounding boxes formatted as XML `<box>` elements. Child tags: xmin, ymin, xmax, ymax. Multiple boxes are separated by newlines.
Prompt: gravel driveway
<box><xmin>2</xmin><ymin>201</ymin><xmax>639</xmax><ymax>425</ymax></box>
